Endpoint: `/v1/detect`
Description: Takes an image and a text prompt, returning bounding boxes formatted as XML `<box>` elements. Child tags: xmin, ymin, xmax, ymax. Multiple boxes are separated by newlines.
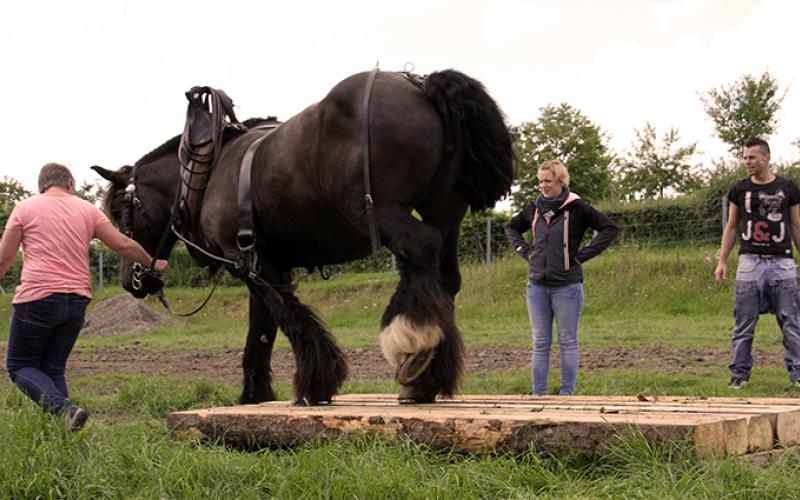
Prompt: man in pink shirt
<box><xmin>0</xmin><ymin>163</ymin><xmax>168</xmax><ymax>430</ymax></box>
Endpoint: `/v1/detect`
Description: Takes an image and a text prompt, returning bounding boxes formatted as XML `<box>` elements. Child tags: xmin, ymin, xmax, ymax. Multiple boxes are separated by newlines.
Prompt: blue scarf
<box><xmin>535</xmin><ymin>187</ymin><xmax>570</xmax><ymax>223</ymax></box>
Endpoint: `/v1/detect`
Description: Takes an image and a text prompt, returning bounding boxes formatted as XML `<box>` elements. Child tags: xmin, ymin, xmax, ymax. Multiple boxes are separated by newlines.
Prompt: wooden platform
<box><xmin>166</xmin><ymin>394</ymin><xmax>800</xmax><ymax>458</ymax></box>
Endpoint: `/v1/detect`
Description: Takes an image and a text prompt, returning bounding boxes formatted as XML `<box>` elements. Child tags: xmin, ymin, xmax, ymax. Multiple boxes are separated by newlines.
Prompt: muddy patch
<box><xmin>0</xmin><ymin>345</ymin><xmax>781</xmax><ymax>387</ymax></box>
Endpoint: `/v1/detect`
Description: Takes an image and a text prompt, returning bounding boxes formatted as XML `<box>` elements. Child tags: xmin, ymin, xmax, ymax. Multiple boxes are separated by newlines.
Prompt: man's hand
<box><xmin>153</xmin><ymin>259</ymin><xmax>169</xmax><ymax>274</ymax></box>
<box><xmin>714</xmin><ymin>262</ymin><xmax>727</xmax><ymax>286</ymax></box>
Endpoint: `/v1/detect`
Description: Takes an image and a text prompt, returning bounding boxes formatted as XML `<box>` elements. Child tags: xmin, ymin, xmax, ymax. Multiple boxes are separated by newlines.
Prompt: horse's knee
<box><xmin>440</xmin><ymin>269</ymin><xmax>461</xmax><ymax>296</ymax></box>
<box><xmin>393</xmin><ymin>227</ymin><xmax>442</xmax><ymax>270</ymax></box>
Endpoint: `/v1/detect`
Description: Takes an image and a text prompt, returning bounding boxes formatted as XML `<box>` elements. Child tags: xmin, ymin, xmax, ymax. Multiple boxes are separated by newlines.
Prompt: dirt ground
<box><xmin>54</xmin><ymin>344</ymin><xmax>786</xmax><ymax>387</ymax></box>
<box><xmin>0</xmin><ymin>294</ymin><xmax>788</xmax><ymax>387</ymax></box>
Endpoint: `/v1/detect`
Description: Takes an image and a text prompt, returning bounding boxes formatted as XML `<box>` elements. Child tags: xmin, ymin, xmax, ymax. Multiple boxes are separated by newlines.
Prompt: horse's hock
<box><xmin>167</xmin><ymin>394</ymin><xmax>800</xmax><ymax>460</ymax></box>
<box><xmin>82</xmin><ymin>294</ymin><xmax>175</xmax><ymax>337</ymax></box>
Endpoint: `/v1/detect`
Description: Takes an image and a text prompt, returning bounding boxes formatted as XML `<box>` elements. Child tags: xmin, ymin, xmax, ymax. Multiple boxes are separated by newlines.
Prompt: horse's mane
<box><xmin>101</xmin><ymin>116</ymin><xmax>280</xmax><ymax>220</ymax></box>
<box><xmin>133</xmin><ymin>116</ymin><xmax>280</xmax><ymax>167</ymax></box>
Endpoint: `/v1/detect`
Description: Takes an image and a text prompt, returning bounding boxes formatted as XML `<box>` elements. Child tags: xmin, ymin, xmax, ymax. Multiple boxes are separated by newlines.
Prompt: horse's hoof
<box><xmin>396</xmin><ymin>396</ymin><xmax>435</xmax><ymax>405</ymax></box>
<box><xmin>395</xmin><ymin>349</ymin><xmax>436</xmax><ymax>385</ymax></box>
<box><xmin>397</xmin><ymin>387</ymin><xmax>436</xmax><ymax>405</ymax></box>
<box><xmin>292</xmin><ymin>398</ymin><xmax>332</xmax><ymax>406</ymax></box>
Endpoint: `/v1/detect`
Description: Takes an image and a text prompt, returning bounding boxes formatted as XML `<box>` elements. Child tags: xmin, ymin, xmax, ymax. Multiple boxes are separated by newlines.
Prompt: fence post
<box><xmin>391</xmin><ymin>253</ymin><xmax>397</xmax><ymax>274</ymax></box>
<box><xmin>721</xmin><ymin>195</ymin><xmax>728</xmax><ymax>229</ymax></box>
<box><xmin>98</xmin><ymin>251</ymin><xmax>104</xmax><ymax>289</ymax></box>
<box><xmin>485</xmin><ymin>217</ymin><xmax>492</xmax><ymax>264</ymax></box>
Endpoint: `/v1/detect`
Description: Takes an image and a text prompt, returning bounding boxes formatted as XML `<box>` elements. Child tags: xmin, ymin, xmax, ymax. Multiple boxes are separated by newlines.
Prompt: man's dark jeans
<box><xmin>5</xmin><ymin>293</ymin><xmax>89</xmax><ymax>413</ymax></box>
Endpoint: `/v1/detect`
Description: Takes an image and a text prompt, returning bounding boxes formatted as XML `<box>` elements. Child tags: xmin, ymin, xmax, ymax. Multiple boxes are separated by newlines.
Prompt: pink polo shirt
<box><xmin>5</xmin><ymin>191</ymin><xmax>109</xmax><ymax>304</ymax></box>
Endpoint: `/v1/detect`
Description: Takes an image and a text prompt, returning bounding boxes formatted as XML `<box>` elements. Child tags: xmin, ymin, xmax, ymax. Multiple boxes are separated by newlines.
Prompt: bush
<box><xmin>596</xmin><ymin>195</ymin><xmax>722</xmax><ymax>247</ymax></box>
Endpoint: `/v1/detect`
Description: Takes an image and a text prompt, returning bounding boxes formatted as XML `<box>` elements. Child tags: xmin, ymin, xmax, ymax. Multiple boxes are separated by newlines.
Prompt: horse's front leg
<box><xmin>377</xmin><ymin>205</ymin><xmax>465</xmax><ymax>404</ymax></box>
<box><xmin>240</xmin><ymin>289</ymin><xmax>277</xmax><ymax>404</ymax></box>
<box><xmin>435</xmin><ymin>223</ymin><xmax>462</xmax><ymax>298</ymax></box>
<box><xmin>245</xmin><ymin>268</ymin><xmax>349</xmax><ymax>405</ymax></box>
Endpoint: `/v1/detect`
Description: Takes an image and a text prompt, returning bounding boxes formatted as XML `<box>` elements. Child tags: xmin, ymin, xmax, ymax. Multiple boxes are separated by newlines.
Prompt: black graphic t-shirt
<box><xmin>728</xmin><ymin>175</ymin><xmax>800</xmax><ymax>256</ymax></box>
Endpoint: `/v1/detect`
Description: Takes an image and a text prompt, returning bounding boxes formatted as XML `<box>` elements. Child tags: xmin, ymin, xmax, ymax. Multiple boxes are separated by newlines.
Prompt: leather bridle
<box><xmin>118</xmin><ymin>123</ymin><xmax>283</xmax><ymax>312</ymax></box>
<box><xmin>121</xmin><ymin>164</ymin><xmax>178</xmax><ymax>293</ymax></box>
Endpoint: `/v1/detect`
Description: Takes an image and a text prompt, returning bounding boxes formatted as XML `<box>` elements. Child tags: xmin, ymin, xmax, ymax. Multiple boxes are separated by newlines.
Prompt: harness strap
<box><xmin>362</xmin><ymin>64</ymin><xmax>381</xmax><ymax>255</ymax></box>
<box><xmin>237</xmin><ymin>131</ymin><xmax>272</xmax><ymax>252</ymax></box>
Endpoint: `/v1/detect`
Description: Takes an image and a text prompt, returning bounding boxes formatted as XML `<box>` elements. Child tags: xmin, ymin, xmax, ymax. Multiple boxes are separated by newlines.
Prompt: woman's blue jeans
<box><xmin>526</xmin><ymin>282</ymin><xmax>584</xmax><ymax>395</ymax></box>
<box><xmin>5</xmin><ymin>293</ymin><xmax>89</xmax><ymax>413</ymax></box>
<box><xmin>730</xmin><ymin>254</ymin><xmax>800</xmax><ymax>383</ymax></box>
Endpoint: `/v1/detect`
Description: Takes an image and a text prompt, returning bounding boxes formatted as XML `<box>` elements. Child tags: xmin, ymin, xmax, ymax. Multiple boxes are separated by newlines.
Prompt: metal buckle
<box><xmin>131</xmin><ymin>262</ymin><xmax>144</xmax><ymax>290</ymax></box>
<box><xmin>237</xmin><ymin>231</ymin><xmax>255</xmax><ymax>251</ymax></box>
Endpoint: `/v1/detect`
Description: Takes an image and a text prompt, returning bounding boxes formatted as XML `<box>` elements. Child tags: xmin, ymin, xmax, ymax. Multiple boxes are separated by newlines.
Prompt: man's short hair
<box><xmin>38</xmin><ymin>162</ymin><xmax>75</xmax><ymax>193</ymax></box>
<box><xmin>744</xmin><ymin>137</ymin><xmax>771</xmax><ymax>155</ymax></box>
<box><xmin>538</xmin><ymin>159</ymin><xmax>570</xmax><ymax>187</ymax></box>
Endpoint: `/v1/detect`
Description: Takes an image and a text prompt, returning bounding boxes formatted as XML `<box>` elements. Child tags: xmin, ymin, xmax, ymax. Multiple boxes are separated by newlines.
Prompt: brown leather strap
<box><xmin>362</xmin><ymin>65</ymin><xmax>381</xmax><ymax>255</ymax></box>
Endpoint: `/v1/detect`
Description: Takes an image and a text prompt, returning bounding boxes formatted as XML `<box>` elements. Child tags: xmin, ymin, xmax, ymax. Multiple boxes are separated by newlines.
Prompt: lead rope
<box><xmin>155</xmin><ymin>268</ymin><xmax>224</xmax><ymax>317</ymax></box>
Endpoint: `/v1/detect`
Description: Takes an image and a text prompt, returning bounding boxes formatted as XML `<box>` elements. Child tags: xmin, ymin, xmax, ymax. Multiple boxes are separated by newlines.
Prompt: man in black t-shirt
<box><xmin>715</xmin><ymin>138</ymin><xmax>800</xmax><ymax>390</ymax></box>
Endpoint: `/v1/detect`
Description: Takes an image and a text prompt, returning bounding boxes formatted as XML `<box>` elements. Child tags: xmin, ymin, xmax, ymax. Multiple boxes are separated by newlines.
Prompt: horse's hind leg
<box><xmin>247</xmin><ymin>272</ymin><xmax>348</xmax><ymax>405</ymax></box>
<box><xmin>240</xmin><ymin>289</ymin><xmax>278</xmax><ymax>404</ymax></box>
<box><xmin>378</xmin><ymin>206</ymin><xmax>464</xmax><ymax>403</ymax></box>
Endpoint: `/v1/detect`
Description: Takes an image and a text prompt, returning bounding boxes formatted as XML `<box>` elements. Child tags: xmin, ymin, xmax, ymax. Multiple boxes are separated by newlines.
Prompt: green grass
<box><xmin>1</xmin><ymin>244</ymin><xmax>799</xmax><ymax>497</ymax></box>
<box><xmin>2</xmin><ymin>243</ymin><xmax>781</xmax><ymax>352</ymax></box>
<box><xmin>1</xmin><ymin>376</ymin><xmax>799</xmax><ymax>499</ymax></box>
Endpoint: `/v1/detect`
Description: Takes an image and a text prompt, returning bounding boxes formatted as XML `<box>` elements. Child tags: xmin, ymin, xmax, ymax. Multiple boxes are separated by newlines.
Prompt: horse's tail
<box><xmin>422</xmin><ymin>70</ymin><xmax>514</xmax><ymax>211</ymax></box>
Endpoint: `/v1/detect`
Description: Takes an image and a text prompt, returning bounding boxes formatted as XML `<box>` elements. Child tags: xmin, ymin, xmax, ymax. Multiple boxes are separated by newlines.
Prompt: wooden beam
<box><xmin>166</xmin><ymin>394</ymin><xmax>800</xmax><ymax>457</ymax></box>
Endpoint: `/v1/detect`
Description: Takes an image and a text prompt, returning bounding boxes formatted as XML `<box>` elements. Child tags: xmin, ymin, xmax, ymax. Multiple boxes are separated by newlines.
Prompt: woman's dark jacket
<box><xmin>505</xmin><ymin>193</ymin><xmax>619</xmax><ymax>286</ymax></box>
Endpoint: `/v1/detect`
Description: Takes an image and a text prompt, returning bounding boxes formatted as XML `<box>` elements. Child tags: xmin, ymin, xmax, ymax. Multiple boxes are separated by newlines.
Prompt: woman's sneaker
<box><xmin>65</xmin><ymin>405</ymin><xmax>88</xmax><ymax>431</ymax></box>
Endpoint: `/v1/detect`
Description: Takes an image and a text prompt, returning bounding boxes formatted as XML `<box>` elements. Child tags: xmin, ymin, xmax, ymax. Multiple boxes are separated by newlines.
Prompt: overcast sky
<box><xmin>1</xmin><ymin>0</ymin><xmax>798</xmax><ymax>194</ymax></box>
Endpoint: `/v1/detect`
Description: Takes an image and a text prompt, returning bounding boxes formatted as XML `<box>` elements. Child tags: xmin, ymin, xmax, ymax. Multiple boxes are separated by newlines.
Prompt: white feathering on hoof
<box><xmin>379</xmin><ymin>314</ymin><xmax>443</xmax><ymax>368</ymax></box>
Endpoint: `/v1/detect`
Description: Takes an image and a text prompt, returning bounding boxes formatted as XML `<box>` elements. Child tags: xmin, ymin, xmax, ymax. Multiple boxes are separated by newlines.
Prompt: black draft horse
<box><xmin>94</xmin><ymin>69</ymin><xmax>513</xmax><ymax>404</ymax></box>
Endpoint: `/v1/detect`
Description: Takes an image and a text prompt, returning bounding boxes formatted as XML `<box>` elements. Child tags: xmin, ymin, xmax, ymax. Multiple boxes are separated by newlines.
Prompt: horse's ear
<box><xmin>91</xmin><ymin>165</ymin><xmax>128</xmax><ymax>185</ymax></box>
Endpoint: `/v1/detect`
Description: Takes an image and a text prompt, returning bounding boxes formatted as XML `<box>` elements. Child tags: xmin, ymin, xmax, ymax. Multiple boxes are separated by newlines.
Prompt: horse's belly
<box><xmin>259</xmin><ymin>214</ymin><xmax>372</xmax><ymax>267</ymax></box>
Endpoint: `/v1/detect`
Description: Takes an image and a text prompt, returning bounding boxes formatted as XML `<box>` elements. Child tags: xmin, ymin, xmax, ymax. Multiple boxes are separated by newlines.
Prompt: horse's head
<box><xmin>92</xmin><ymin>162</ymin><xmax>176</xmax><ymax>298</ymax></box>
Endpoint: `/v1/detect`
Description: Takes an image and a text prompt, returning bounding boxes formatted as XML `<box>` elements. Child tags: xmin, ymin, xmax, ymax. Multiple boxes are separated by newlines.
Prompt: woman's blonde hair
<box><xmin>538</xmin><ymin>159</ymin><xmax>569</xmax><ymax>187</ymax></box>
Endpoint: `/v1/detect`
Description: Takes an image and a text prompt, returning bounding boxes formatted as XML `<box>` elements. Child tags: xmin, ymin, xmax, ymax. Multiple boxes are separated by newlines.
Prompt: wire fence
<box><xmin>0</xmin><ymin>198</ymin><xmax>729</xmax><ymax>291</ymax></box>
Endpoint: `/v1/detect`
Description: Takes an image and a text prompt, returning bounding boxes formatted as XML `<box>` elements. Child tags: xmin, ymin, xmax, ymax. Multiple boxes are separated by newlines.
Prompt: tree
<box><xmin>510</xmin><ymin>103</ymin><xmax>613</xmax><ymax>209</ymax></box>
<box><xmin>700</xmin><ymin>71</ymin><xmax>787</xmax><ymax>155</ymax></box>
<box><xmin>0</xmin><ymin>176</ymin><xmax>32</xmax><ymax>229</ymax></box>
<box><xmin>76</xmin><ymin>180</ymin><xmax>105</xmax><ymax>205</ymax></box>
<box><xmin>617</xmin><ymin>123</ymin><xmax>700</xmax><ymax>200</ymax></box>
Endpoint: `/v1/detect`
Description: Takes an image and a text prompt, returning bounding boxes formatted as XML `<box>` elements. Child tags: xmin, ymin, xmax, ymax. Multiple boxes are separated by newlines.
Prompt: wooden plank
<box><xmin>167</xmin><ymin>399</ymin><xmax>769</xmax><ymax>456</ymax></box>
<box><xmin>739</xmin><ymin>446</ymin><xmax>800</xmax><ymax>466</ymax></box>
<box><xmin>166</xmin><ymin>395</ymin><xmax>800</xmax><ymax>457</ymax></box>
<box><xmin>748</xmin><ymin>415</ymin><xmax>775</xmax><ymax>453</ymax></box>
<box><xmin>335</xmin><ymin>393</ymin><xmax>800</xmax><ymax>407</ymax></box>
<box><xmin>324</xmin><ymin>399</ymin><xmax>800</xmax><ymax>416</ymax></box>
<box><xmin>167</xmin><ymin>405</ymin><xmax>723</xmax><ymax>454</ymax></box>
<box><xmin>776</xmin><ymin>411</ymin><xmax>800</xmax><ymax>446</ymax></box>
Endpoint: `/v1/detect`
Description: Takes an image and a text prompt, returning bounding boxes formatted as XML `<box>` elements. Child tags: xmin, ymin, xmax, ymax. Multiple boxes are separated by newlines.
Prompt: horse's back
<box><xmin>318</xmin><ymin>71</ymin><xmax>444</xmax><ymax>206</ymax></box>
<box><xmin>202</xmin><ymin>71</ymin><xmax>450</xmax><ymax>267</ymax></box>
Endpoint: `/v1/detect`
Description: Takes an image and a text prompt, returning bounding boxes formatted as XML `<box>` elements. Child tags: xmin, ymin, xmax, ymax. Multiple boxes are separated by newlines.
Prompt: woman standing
<box><xmin>0</xmin><ymin>163</ymin><xmax>168</xmax><ymax>430</ymax></box>
<box><xmin>505</xmin><ymin>160</ymin><xmax>618</xmax><ymax>395</ymax></box>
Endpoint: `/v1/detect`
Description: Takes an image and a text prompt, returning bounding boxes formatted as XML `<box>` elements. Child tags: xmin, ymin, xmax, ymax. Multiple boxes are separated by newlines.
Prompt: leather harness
<box><xmin>362</xmin><ymin>65</ymin><xmax>381</xmax><ymax>255</ymax></box>
<box><xmin>128</xmin><ymin>69</ymin><xmax>407</xmax><ymax>311</ymax></box>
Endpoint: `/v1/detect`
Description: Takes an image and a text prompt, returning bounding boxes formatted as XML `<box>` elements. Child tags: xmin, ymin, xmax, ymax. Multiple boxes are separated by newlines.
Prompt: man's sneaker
<box><xmin>728</xmin><ymin>377</ymin><xmax>748</xmax><ymax>390</ymax></box>
<box><xmin>65</xmin><ymin>405</ymin><xmax>88</xmax><ymax>431</ymax></box>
